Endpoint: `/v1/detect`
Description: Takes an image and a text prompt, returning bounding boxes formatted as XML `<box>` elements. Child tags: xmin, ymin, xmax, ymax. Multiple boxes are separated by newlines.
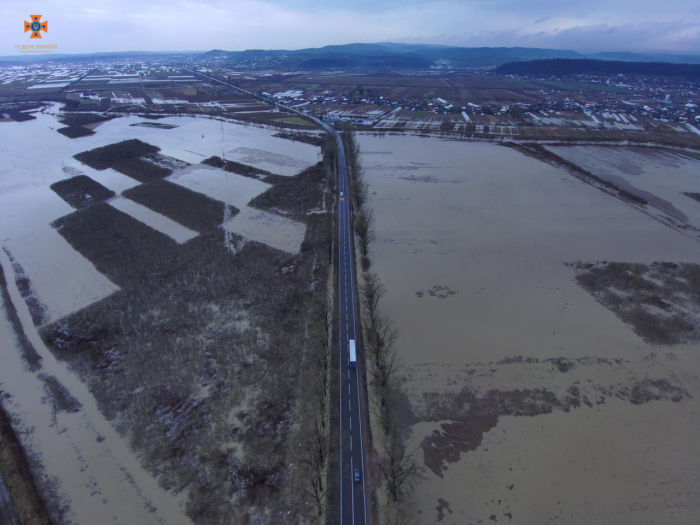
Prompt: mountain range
<box><xmin>495</xmin><ymin>58</ymin><xmax>700</xmax><ymax>77</ymax></box>
<box><xmin>195</xmin><ymin>42</ymin><xmax>700</xmax><ymax>70</ymax></box>
<box><xmin>2</xmin><ymin>43</ymin><xmax>700</xmax><ymax>70</ymax></box>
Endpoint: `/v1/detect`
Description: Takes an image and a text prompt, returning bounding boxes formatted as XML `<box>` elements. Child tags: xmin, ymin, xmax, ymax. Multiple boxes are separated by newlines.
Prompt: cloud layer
<box><xmin>1</xmin><ymin>0</ymin><xmax>698</xmax><ymax>54</ymax></box>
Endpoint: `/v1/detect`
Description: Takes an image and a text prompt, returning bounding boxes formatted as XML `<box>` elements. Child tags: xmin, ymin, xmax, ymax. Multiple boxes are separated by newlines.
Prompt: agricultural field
<box><xmin>357</xmin><ymin>133</ymin><xmax>700</xmax><ymax>524</ymax></box>
<box><xmin>239</xmin><ymin>73</ymin><xmax>605</xmax><ymax>105</ymax></box>
<box><xmin>0</xmin><ymin>104</ymin><xmax>332</xmax><ymax>523</ymax></box>
<box><xmin>0</xmin><ymin>65</ymin><xmax>89</xmax><ymax>96</ymax></box>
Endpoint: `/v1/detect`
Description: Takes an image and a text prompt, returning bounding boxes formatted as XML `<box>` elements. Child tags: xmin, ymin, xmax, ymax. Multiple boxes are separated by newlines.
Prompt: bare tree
<box><xmin>350</xmin><ymin>172</ymin><xmax>369</xmax><ymax>210</ymax></box>
<box><xmin>378</xmin><ymin>419</ymin><xmax>425</xmax><ymax>504</ymax></box>
<box><xmin>341</xmin><ymin>130</ymin><xmax>368</xmax><ymax>210</ymax></box>
<box><xmin>382</xmin><ymin>501</ymin><xmax>417</xmax><ymax>525</ymax></box>
<box><xmin>361</xmin><ymin>272</ymin><xmax>385</xmax><ymax>324</ymax></box>
<box><xmin>369</xmin><ymin>380</ymin><xmax>403</xmax><ymax>438</ymax></box>
<box><xmin>355</xmin><ymin>208</ymin><xmax>376</xmax><ymax>257</ymax></box>
<box><xmin>309</xmin><ymin>297</ymin><xmax>332</xmax><ymax>425</ymax></box>
<box><xmin>295</xmin><ymin>403</ymin><xmax>329</xmax><ymax>516</ymax></box>
<box><xmin>323</xmin><ymin>214</ymin><xmax>334</xmax><ymax>264</ymax></box>
<box><xmin>342</xmin><ymin>129</ymin><xmax>361</xmax><ymax>173</ymax></box>
<box><xmin>364</xmin><ymin>313</ymin><xmax>397</xmax><ymax>379</ymax></box>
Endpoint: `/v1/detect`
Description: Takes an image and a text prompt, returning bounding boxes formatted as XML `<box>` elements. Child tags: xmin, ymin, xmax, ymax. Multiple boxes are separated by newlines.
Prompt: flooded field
<box><xmin>358</xmin><ymin>134</ymin><xmax>700</xmax><ymax>524</ymax></box>
<box><xmin>171</xmin><ymin>165</ymin><xmax>306</xmax><ymax>252</ymax></box>
<box><xmin>0</xmin><ymin>108</ymin><xmax>318</xmax><ymax>323</ymax></box>
<box><xmin>548</xmin><ymin>146</ymin><xmax>700</xmax><ymax>235</ymax></box>
<box><xmin>0</xmin><ymin>249</ymin><xmax>190</xmax><ymax>524</ymax></box>
<box><xmin>0</xmin><ymin>106</ymin><xmax>323</xmax><ymax>523</ymax></box>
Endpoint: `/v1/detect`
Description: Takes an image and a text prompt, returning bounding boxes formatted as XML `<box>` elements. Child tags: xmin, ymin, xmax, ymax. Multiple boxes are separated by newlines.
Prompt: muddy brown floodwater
<box><xmin>0</xmin><ymin>248</ymin><xmax>190</xmax><ymax>524</ymax></box>
<box><xmin>358</xmin><ymin>133</ymin><xmax>700</xmax><ymax>524</ymax></box>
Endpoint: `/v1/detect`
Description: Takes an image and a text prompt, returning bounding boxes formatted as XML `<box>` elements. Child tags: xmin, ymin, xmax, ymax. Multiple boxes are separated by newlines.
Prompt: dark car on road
<box><xmin>354</xmin><ymin>468</ymin><xmax>361</xmax><ymax>483</ymax></box>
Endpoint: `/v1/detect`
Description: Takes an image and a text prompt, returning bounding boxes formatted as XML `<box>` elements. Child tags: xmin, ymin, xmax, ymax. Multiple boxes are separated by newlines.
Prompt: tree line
<box><xmin>495</xmin><ymin>58</ymin><xmax>700</xmax><ymax>78</ymax></box>
<box><xmin>344</xmin><ymin>129</ymin><xmax>424</xmax><ymax>524</ymax></box>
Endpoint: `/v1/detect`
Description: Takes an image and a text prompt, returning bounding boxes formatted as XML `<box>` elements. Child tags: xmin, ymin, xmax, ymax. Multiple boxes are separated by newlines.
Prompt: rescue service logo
<box><xmin>24</xmin><ymin>15</ymin><xmax>48</xmax><ymax>38</ymax></box>
<box><xmin>15</xmin><ymin>15</ymin><xmax>56</xmax><ymax>53</ymax></box>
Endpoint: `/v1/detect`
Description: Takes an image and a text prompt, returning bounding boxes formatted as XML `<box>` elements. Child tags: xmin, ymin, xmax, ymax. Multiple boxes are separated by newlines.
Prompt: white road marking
<box><xmin>346</xmin><ymin>213</ymin><xmax>371</xmax><ymax>525</ymax></box>
<box><xmin>350</xmin><ymin>457</ymin><xmax>355</xmax><ymax>524</ymax></box>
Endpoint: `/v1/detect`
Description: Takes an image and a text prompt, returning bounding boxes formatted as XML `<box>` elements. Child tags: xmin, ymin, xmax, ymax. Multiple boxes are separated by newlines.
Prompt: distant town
<box><xmin>1</xmin><ymin>49</ymin><xmax>699</xmax><ymax>149</ymax></box>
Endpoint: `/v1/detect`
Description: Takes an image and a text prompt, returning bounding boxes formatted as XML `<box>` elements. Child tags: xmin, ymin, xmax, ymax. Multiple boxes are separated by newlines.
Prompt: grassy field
<box><xmin>273</xmin><ymin>115</ymin><xmax>316</xmax><ymax>127</ymax></box>
<box><xmin>459</xmin><ymin>88</ymin><xmax>472</xmax><ymax>100</ymax></box>
<box><xmin>500</xmin><ymin>78</ymin><xmax>545</xmax><ymax>90</ymax></box>
<box><xmin>537</xmin><ymin>80</ymin><xmax>632</xmax><ymax>94</ymax></box>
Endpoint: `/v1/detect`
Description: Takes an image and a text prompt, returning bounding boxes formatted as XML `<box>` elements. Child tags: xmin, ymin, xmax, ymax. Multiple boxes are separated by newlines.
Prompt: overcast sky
<box><xmin>2</xmin><ymin>0</ymin><xmax>699</xmax><ymax>55</ymax></box>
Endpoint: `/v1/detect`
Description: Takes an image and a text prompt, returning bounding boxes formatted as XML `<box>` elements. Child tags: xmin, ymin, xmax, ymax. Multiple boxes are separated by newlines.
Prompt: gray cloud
<box><xmin>438</xmin><ymin>21</ymin><xmax>700</xmax><ymax>53</ymax></box>
<box><xmin>1</xmin><ymin>0</ymin><xmax>699</xmax><ymax>54</ymax></box>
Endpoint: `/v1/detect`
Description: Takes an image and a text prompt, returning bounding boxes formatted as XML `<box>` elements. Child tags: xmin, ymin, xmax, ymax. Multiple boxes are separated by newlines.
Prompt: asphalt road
<box><xmin>333</xmin><ymin>133</ymin><xmax>370</xmax><ymax>525</ymax></box>
<box><xmin>188</xmin><ymin>70</ymin><xmax>370</xmax><ymax>524</ymax></box>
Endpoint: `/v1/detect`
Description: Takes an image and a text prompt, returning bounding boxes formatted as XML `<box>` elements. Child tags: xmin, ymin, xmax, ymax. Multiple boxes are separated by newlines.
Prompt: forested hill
<box><xmin>495</xmin><ymin>58</ymin><xmax>700</xmax><ymax>77</ymax></box>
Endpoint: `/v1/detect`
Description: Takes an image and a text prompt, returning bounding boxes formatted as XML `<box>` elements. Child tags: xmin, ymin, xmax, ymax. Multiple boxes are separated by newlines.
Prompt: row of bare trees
<box><xmin>344</xmin><ymin>128</ymin><xmax>423</xmax><ymax>521</ymax></box>
<box><xmin>361</xmin><ymin>273</ymin><xmax>424</xmax><ymax>523</ymax></box>
<box><xmin>342</xmin><ymin>130</ymin><xmax>376</xmax><ymax>259</ymax></box>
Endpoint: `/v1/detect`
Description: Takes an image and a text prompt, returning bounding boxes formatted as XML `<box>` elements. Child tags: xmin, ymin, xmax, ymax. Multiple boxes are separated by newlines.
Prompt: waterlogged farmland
<box><xmin>358</xmin><ymin>134</ymin><xmax>700</xmax><ymax>524</ymax></box>
<box><xmin>548</xmin><ymin>146</ymin><xmax>700</xmax><ymax>237</ymax></box>
<box><xmin>0</xmin><ymin>106</ymin><xmax>329</xmax><ymax>523</ymax></box>
<box><xmin>0</xmin><ymin>108</ymin><xmax>319</xmax><ymax>321</ymax></box>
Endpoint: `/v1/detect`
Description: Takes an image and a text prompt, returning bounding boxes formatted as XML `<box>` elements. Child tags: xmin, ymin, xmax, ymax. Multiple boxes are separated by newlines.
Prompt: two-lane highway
<box><xmin>188</xmin><ymin>70</ymin><xmax>370</xmax><ymax>525</ymax></box>
<box><xmin>334</xmin><ymin>133</ymin><xmax>370</xmax><ymax>525</ymax></box>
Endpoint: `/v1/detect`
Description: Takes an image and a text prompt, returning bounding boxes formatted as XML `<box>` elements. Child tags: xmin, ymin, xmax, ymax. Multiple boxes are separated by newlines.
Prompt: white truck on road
<box><xmin>349</xmin><ymin>339</ymin><xmax>356</xmax><ymax>368</ymax></box>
